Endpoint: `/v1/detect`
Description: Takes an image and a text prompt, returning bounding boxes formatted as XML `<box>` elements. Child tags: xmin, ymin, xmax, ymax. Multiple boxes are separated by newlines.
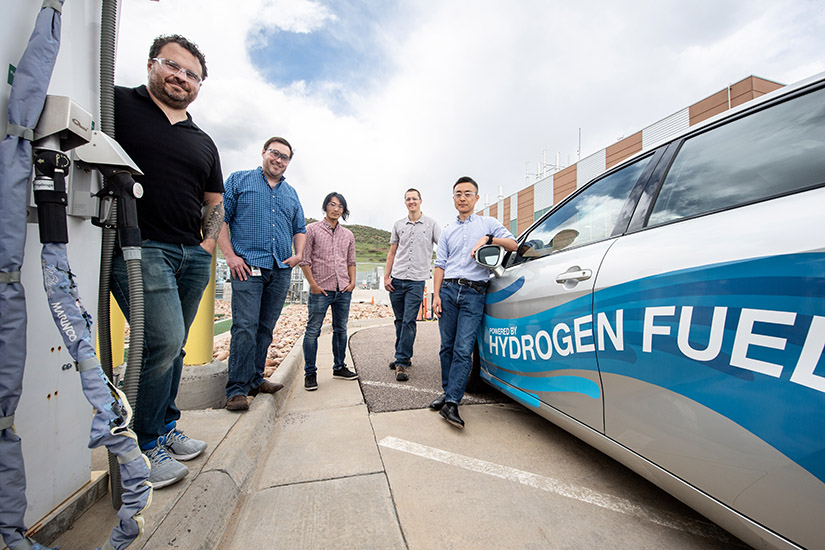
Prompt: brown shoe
<box><xmin>395</xmin><ymin>364</ymin><xmax>409</xmax><ymax>382</ymax></box>
<box><xmin>225</xmin><ymin>395</ymin><xmax>249</xmax><ymax>411</ymax></box>
<box><xmin>249</xmin><ymin>379</ymin><xmax>284</xmax><ymax>396</ymax></box>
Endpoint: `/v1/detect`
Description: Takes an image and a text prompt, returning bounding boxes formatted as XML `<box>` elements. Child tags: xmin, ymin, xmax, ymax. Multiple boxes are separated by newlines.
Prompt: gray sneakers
<box><xmin>143</xmin><ymin>428</ymin><xmax>206</xmax><ymax>489</ymax></box>
<box><xmin>144</xmin><ymin>440</ymin><xmax>188</xmax><ymax>489</ymax></box>
<box><xmin>164</xmin><ymin>427</ymin><xmax>207</xmax><ymax>461</ymax></box>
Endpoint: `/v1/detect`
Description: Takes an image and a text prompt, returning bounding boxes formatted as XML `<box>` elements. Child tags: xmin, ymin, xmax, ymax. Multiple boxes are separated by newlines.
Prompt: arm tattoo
<box><xmin>202</xmin><ymin>201</ymin><xmax>224</xmax><ymax>242</ymax></box>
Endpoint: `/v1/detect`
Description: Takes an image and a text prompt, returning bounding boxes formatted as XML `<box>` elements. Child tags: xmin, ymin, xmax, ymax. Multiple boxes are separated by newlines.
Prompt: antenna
<box><xmin>578</xmin><ymin>128</ymin><xmax>581</xmax><ymax>160</ymax></box>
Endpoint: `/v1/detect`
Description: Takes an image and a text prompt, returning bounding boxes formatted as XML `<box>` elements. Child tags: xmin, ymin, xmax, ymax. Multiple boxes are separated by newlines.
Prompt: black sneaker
<box><xmin>304</xmin><ymin>373</ymin><xmax>318</xmax><ymax>391</ymax></box>
<box><xmin>333</xmin><ymin>367</ymin><xmax>359</xmax><ymax>380</ymax></box>
<box><xmin>388</xmin><ymin>361</ymin><xmax>396</xmax><ymax>370</ymax></box>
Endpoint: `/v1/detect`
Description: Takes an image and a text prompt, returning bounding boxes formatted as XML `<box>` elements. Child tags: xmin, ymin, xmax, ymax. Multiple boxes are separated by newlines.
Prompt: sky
<box><xmin>114</xmin><ymin>0</ymin><xmax>825</xmax><ymax>231</ymax></box>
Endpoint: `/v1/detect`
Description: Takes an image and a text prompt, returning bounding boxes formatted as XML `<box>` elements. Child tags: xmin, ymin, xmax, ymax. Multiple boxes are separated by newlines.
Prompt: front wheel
<box><xmin>465</xmin><ymin>342</ymin><xmax>491</xmax><ymax>394</ymax></box>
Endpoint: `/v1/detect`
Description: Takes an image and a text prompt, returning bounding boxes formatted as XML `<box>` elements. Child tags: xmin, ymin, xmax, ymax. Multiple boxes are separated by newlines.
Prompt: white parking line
<box><xmin>378</xmin><ymin>436</ymin><xmax>738</xmax><ymax>545</ymax></box>
<box><xmin>361</xmin><ymin>380</ymin><xmax>440</xmax><ymax>395</ymax></box>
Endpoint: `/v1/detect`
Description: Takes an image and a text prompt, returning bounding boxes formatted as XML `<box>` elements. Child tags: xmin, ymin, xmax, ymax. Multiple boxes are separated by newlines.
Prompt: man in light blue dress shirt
<box><xmin>431</xmin><ymin>176</ymin><xmax>518</xmax><ymax>428</ymax></box>
<box><xmin>218</xmin><ymin>137</ymin><xmax>306</xmax><ymax>411</ymax></box>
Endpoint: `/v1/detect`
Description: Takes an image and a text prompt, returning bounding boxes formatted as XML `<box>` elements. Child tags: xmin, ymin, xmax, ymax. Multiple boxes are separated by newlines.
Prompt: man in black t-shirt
<box><xmin>110</xmin><ymin>34</ymin><xmax>224</xmax><ymax>489</ymax></box>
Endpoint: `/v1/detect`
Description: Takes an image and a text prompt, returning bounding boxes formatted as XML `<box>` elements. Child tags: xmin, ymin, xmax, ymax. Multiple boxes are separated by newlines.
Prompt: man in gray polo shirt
<box><xmin>384</xmin><ymin>188</ymin><xmax>441</xmax><ymax>381</ymax></box>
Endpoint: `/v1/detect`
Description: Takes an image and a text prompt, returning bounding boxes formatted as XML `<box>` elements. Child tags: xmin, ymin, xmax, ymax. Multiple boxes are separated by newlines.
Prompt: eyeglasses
<box><xmin>327</xmin><ymin>202</ymin><xmax>344</xmax><ymax>210</ymax></box>
<box><xmin>265</xmin><ymin>148</ymin><xmax>291</xmax><ymax>162</ymax></box>
<box><xmin>405</xmin><ymin>197</ymin><xmax>420</xmax><ymax>202</ymax></box>
<box><xmin>453</xmin><ymin>191</ymin><xmax>476</xmax><ymax>199</ymax></box>
<box><xmin>151</xmin><ymin>57</ymin><xmax>203</xmax><ymax>85</ymax></box>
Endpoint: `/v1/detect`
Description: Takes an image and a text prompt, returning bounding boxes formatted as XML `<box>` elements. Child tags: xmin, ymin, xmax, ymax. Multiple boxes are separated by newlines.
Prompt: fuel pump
<box><xmin>26</xmin><ymin>99</ymin><xmax>153</xmax><ymax>550</ymax></box>
<box><xmin>1</xmin><ymin>2</ymin><xmax>153</xmax><ymax>549</ymax></box>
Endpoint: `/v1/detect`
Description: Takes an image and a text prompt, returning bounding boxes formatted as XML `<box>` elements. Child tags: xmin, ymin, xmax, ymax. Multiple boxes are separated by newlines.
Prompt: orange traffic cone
<box><xmin>371</xmin><ymin>296</ymin><xmax>374</xmax><ymax>305</ymax></box>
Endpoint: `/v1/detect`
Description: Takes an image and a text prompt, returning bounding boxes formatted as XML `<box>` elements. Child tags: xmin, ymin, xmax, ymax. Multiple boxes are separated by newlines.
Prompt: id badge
<box><xmin>251</xmin><ymin>266</ymin><xmax>262</xmax><ymax>277</ymax></box>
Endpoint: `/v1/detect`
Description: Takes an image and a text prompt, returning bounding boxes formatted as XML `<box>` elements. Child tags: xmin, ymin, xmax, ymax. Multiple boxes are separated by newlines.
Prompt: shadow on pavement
<box><xmin>350</xmin><ymin>321</ymin><xmax>508</xmax><ymax>413</ymax></box>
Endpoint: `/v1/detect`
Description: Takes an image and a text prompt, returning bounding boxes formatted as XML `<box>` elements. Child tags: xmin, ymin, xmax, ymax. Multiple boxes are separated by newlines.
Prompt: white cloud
<box><xmin>252</xmin><ymin>0</ymin><xmax>337</xmax><ymax>35</ymax></box>
<box><xmin>115</xmin><ymin>0</ymin><xmax>825</xmax><ymax>231</ymax></box>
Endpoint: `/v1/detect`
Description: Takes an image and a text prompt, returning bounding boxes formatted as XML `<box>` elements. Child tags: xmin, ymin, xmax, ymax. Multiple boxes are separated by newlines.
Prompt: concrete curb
<box><xmin>141</xmin><ymin>318</ymin><xmax>394</xmax><ymax>549</ymax></box>
<box><xmin>177</xmin><ymin>360</ymin><xmax>228</xmax><ymax>410</ymax></box>
<box><xmin>176</xmin><ymin>316</ymin><xmax>395</xmax><ymax>411</ymax></box>
<box><xmin>142</xmin><ymin>328</ymin><xmax>306</xmax><ymax>548</ymax></box>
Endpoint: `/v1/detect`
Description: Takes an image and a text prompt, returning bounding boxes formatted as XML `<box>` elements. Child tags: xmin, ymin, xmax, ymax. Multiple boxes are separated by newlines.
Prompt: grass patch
<box><xmin>214</xmin><ymin>318</ymin><xmax>232</xmax><ymax>336</ymax></box>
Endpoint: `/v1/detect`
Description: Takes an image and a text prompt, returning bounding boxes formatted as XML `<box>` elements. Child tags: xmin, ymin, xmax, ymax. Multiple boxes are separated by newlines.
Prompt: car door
<box><xmin>595</xmin><ymin>82</ymin><xmax>825</xmax><ymax>550</ymax></box>
<box><xmin>479</xmin><ymin>154</ymin><xmax>654</xmax><ymax>432</ymax></box>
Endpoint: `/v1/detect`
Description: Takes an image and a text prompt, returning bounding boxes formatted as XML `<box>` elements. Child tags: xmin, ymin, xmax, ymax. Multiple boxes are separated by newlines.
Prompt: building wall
<box><xmin>554</xmin><ymin>164</ymin><xmax>577</xmax><ymax>205</ymax></box>
<box><xmin>690</xmin><ymin>76</ymin><xmax>783</xmax><ymax>125</ymax></box>
<box><xmin>480</xmin><ymin>75</ymin><xmax>786</xmax><ymax>236</ymax></box>
<box><xmin>606</xmin><ymin>131</ymin><xmax>642</xmax><ymax>169</ymax></box>
<box><xmin>517</xmin><ymin>186</ymin><xmax>534</xmax><ymax>235</ymax></box>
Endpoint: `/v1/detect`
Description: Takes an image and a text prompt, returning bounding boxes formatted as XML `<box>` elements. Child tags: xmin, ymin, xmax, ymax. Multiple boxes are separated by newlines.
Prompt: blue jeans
<box><xmin>111</xmin><ymin>240</ymin><xmax>213</xmax><ymax>448</ymax></box>
<box><xmin>438</xmin><ymin>281</ymin><xmax>487</xmax><ymax>405</ymax></box>
<box><xmin>303</xmin><ymin>290</ymin><xmax>351</xmax><ymax>375</ymax></box>
<box><xmin>225</xmin><ymin>267</ymin><xmax>292</xmax><ymax>399</ymax></box>
<box><xmin>389</xmin><ymin>279</ymin><xmax>425</xmax><ymax>366</ymax></box>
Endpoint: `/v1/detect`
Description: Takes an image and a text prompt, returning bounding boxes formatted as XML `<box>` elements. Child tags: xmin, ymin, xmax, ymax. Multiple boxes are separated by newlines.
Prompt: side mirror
<box><xmin>475</xmin><ymin>244</ymin><xmax>505</xmax><ymax>277</ymax></box>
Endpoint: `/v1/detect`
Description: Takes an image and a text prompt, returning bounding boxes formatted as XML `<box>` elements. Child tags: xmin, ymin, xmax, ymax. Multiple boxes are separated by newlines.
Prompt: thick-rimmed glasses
<box><xmin>265</xmin><ymin>148</ymin><xmax>291</xmax><ymax>162</ymax></box>
<box><xmin>151</xmin><ymin>57</ymin><xmax>203</xmax><ymax>85</ymax></box>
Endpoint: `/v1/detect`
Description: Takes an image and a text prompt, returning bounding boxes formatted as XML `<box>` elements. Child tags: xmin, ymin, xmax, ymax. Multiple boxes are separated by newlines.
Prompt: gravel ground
<box><xmin>212</xmin><ymin>300</ymin><xmax>394</xmax><ymax>377</ymax></box>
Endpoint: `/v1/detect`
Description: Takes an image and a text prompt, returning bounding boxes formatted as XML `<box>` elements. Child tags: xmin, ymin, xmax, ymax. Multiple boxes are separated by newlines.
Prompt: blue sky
<box><xmin>115</xmin><ymin>0</ymin><xmax>825</xmax><ymax>231</ymax></box>
<box><xmin>248</xmin><ymin>0</ymin><xmax>403</xmax><ymax>113</ymax></box>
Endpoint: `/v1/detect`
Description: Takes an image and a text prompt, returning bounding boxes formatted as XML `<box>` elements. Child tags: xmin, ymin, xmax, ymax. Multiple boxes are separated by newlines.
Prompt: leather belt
<box><xmin>444</xmin><ymin>278</ymin><xmax>488</xmax><ymax>292</ymax></box>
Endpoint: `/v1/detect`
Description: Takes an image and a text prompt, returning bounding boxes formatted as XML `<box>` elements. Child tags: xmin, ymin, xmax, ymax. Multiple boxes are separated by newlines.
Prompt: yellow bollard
<box><xmin>97</xmin><ymin>297</ymin><xmax>125</xmax><ymax>366</ymax></box>
<box><xmin>184</xmin><ymin>253</ymin><xmax>216</xmax><ymax>365</ymax></box>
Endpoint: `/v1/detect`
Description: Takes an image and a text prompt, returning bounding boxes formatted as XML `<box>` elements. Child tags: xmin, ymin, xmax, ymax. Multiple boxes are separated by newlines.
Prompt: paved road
<box><xmin>350</xmin><ymin>321</ymin><xmax>506</xmax><ymax>413</ymax></box>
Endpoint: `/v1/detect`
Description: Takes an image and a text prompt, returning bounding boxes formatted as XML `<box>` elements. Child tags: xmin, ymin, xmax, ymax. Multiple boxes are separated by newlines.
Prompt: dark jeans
<box><xmin>389</xmin><ymin>278</ymin><xmax>425</xmax><ymax>367</ymax></box>
<box><xmin>225</xmin><ymin>267</ymin><xmax>292</xmax><ymax>399</ymax></box>
<box><xmin>438</xmin><ymin>280</ymin><xmax>486</xmax><ymax>405</ymax></box>
<box><xmin>303</xmin><ymin>290</ymin><xmax>351</xmax><ymax>375</ymax></box>
<box><xmin>111</xmin><ymin>240</ymin><xmax>213</xmax><ymax>448</ymax></box>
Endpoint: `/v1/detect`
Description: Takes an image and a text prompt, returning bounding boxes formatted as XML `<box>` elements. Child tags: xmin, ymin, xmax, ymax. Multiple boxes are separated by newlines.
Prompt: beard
<box><xmin>148</xmin><ymin>71</ymin><xmax>197</xmax><ymax>110</ymax></box>
<box><xmin>262</xmin><ymin>161</ymin><xmax>286</xmax><ymax>181</ymax></box>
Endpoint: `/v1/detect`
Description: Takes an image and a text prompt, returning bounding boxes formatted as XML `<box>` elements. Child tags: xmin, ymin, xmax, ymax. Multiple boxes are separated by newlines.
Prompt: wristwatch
<box><xmin>486</xmin><ymin>234</ymin><xmax>494</xmax><ymax>245</ymax></box>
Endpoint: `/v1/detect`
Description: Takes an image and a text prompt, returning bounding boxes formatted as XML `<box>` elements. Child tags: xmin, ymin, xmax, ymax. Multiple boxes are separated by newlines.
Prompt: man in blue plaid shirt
<box><xmin>218</xmin><ymin>137</ymin><xmax>306</xmax><ymax>411</ymax></box>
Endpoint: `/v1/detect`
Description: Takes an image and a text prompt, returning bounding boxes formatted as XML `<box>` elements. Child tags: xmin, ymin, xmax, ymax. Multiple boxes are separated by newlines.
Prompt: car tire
<box><xmin>465</xmin><ymin>343</ymin><xmax>491</xmax><ymax>394</ymax></box>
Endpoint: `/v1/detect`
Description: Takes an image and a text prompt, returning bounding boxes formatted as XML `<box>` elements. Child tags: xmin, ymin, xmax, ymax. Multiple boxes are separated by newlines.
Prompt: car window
<box><xmin>512</xmin><ymin>156</ymin><xmax>651</xmax><ymax>264</ymax></box>
<box><xmin>649</xmin><ymin>86</ymin><xmax>825</xmax><ymax>226</ymax></box>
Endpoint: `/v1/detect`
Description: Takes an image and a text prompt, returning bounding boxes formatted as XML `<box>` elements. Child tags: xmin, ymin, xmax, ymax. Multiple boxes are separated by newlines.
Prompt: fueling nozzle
<box><xmin>32</xmin><ymin>149</ymin><xmax>70</xmax><ymax>244</ymax></box>
<box><xmin>92</xmin><ymin>166</ymin><xmax>143</xmax><ymax>248</ymax></box>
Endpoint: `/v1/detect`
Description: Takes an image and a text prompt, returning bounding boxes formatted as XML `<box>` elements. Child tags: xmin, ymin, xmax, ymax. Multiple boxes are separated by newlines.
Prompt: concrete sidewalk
<box><xmin>51</xmin><ymin>317</ymin><xmax>396</xmax><ymax>550</ymax></box>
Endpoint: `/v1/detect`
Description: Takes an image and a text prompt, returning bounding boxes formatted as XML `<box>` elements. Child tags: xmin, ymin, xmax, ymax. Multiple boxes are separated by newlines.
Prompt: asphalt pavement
<box><xmin>351</xmin><ymin>321</ymin><xmax>506</xmax><ymax>413</ymax></box>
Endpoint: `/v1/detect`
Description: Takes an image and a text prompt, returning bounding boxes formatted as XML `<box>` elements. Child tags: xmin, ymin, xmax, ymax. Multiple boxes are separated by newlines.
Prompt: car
<box><xmin>474</xmin><ymin>71</ymin><xmax>825</xmax><ymax>550</ymax></box>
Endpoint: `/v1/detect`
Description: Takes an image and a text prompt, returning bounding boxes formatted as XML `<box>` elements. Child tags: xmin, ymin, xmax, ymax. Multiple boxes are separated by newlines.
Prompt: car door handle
<box><xmin>556</xmin><ymin>267</ymin><xmax>592</xmax><ymax>283</ymax></box>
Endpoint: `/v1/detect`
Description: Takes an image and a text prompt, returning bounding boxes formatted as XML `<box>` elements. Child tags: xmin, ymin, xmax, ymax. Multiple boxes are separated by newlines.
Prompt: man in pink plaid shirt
<box><xmin>299</xmin><ymin>192</ymin><xmax>358</xmax><ymax>391</ymax></box>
